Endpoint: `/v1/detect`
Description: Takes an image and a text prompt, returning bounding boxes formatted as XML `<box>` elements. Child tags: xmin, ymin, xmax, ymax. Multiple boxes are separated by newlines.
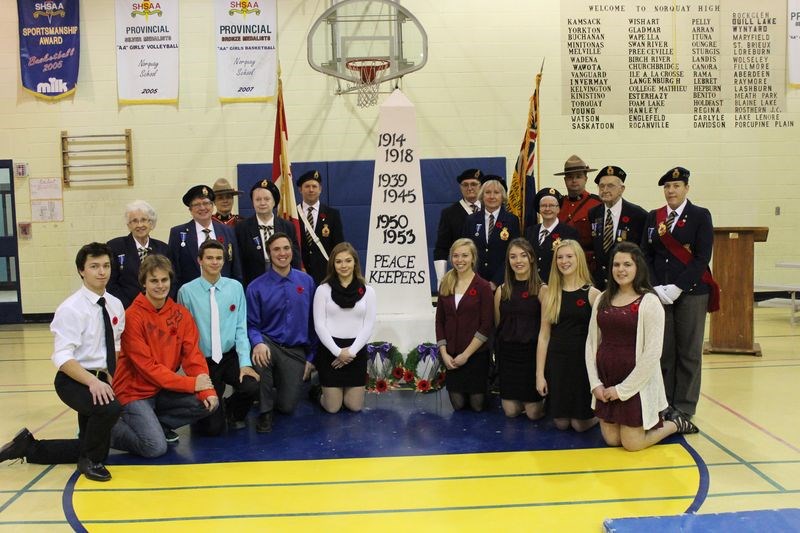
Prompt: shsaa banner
<box><xmin>115</xmin><ymin>0</ymin><xmax>179</xmax><ymax>104</ymax></box>
<box><xmin>791</xmin><ymin>0</ymin><xmax>800</xmax><ymax>88</ymax></box>
<box><xmin>17</xmin><ymin>0</ymin><xmax>80</xmax><ymax>100</ymax></box>
<box><xmin>215</xmin><ymin>0</ymin><xmax>277</xmax><ymax>102</ymax></box>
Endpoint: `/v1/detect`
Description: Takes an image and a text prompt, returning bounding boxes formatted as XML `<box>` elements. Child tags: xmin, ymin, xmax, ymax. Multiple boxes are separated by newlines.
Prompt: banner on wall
<box><xmin>17</xmin><ymin>0</ymin><xmax>80</xmax><ymax>100</ymax></box>
<box><xmin>115</xmin><ymin>0</ymin><xmax>179</xmax><ymax>104</ymax></box>
<box><xmin>214</xmin><ymin>0</ymin><xmax>277</xmax><ymax>102</ymax></box>
<box><xmin>791</xmin><ymin>0</ymin><xmax>800</xmax><ymax>88</ymax></box>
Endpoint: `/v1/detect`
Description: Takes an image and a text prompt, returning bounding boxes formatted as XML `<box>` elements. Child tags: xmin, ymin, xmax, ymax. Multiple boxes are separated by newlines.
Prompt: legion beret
<box><xmin>297</xmin><ymin>170</ymin><xmax>321</xmax><ymax>186</ymax></box>
<box><xmin>457</xmin><ymin>168</ymin><xmax>483</xmax><ymax>183</ymax></box>
<box><xmin>658</xmin><ymin>166</ymin><xmax>690</xmax><ymax>186</ymax></box>
<box><xmin>482</xmin><ymin>175</ymin><xmax>507</xmax><ymax>191</ymax></box>
<box><xmin>594</xmin><ymin>165</ymin><xmax>627</xmax><ymax>184</ymax></box>
<box><xmin>250</xmin><ymin>178</ymin><xmax>281</xmax><ymax>206</ymax></box>
<box><xmin>535</xmin><ymin>187</ymin><xmax>563</xmax><ymax>212</ymax></box>
<box><xmin>182</xmin><ymin>185</ymin><xmax>215</xmax><ymax>207</ymax></box>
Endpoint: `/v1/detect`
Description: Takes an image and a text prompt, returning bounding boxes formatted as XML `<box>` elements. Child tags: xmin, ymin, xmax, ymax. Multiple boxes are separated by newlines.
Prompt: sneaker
<box><xmin>164</xmin><ymin>429</ymin><xmax>180</xmax><ymax>443</ymax></box>
<box><xmin>256</xmin><ymin>412</ymin><xmax>273</xmax><ymax>433</ymax></box>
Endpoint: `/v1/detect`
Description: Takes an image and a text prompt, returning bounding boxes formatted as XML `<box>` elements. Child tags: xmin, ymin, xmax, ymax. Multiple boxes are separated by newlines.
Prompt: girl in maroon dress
<box><xmin>586</xmin><ymin>242</ymin><xmax>682</xmax><ymax>451</ymax></box>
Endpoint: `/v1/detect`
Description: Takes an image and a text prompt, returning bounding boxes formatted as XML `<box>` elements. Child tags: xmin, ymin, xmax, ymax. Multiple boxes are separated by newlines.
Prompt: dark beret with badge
<box><xmin>182</xmin><ymin>185</ymin><xmax>215</xmax><ymax>207</ymax></box>
<box><xmin>594</xmin><ymin>165</ymin><xmax>627</xmax><ymax>184</ymax></box>
<box><xmin>658</xmin><ymin>166</ymin><xmax>690</xmax><ymax>186</ymax></box>
<box><xmin>297</xmin><ymin>170</ymin><xmax>322</xmax><ymax>186</ymax></box>
<box><xmin>250</xmin><ymin>178</ymin><xmax>281</xmax><ymax>206</ymax></box>
<box><xmin>534</xmin><ymin>187</ymin><xmax>563</xmax><ymax>212</ymax></box>
<box><xmin>482</xmin><ymin>175</ymin><xmax>507</xmax><ymax>190</ymax></box>
<box><xmin>457</xmin><ymin>168</ymin><xmax>483</xmax><ymax>183</ymax></box>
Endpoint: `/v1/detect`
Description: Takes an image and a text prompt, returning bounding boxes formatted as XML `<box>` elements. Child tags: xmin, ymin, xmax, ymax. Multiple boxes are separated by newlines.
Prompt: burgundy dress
<box><xmin>594</xmin><ymin>296</ymin><xmax>647</xmax><ymax>427</ymax></box>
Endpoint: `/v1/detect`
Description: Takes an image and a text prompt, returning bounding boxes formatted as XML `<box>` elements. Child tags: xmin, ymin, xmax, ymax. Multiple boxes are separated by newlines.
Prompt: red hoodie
<box><xmin>114</xmin><ymin>293</ymin><xmax>215</xmax><ymax>405</ymax></box>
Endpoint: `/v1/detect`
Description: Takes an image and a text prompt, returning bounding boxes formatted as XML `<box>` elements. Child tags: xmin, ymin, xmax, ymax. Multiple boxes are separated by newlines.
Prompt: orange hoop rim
<box><xmin>346</xmin><ymin>58</ymin><xmax>391</xmax><ymax>83</ymax></box>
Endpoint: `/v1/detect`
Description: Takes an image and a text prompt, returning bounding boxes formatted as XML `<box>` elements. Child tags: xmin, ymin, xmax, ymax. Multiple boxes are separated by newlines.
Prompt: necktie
<box><xmin>97</xmin><ymin>297</ymin><xmax>116</xmax><ymax>376</ymax></box>
<box><xmin>539</xmin><ymin>228</ymin><xmax>548</xmax><ymax>245</ymax></box>
<box><xmin>202</xmin><ymin>228</ymin><xmax>211</xmax><ymax>242</ymax></box>
<box><xmin>209</xmin><ymin>286</ymin><xmax>222</xmax><ymax>363</ymax></box>
<box><xmin>258</xmin><ymin>224</ymin><xmax>273</xmax><ymax>263</ymax></box>
<box><xmin>470</xmin><ymin>204</ymin><xmax>478</xmax><ymax>214</ymax></box>
<box><xmin>602</xmin><ymin>209</ymin><xmax>614</xmax><ymax>252</ymax></box>
<box><xmin>665</xmin><ymin>210</ymin><xmax>677</xmax><ymax>232</ymax></box>
<box><xmin>137</xmin><ymin>247</ymin><xmax>150</xmax><ymax>260</ymax></box>
<box><xmin>487</xmin><ymin>213</ymin><xmax>495</xmax><ymax>240</ymax></box>
<box><xmin>306</xmin><ymin>206</ymin><xmax>315</xmax><ymax>247</ymax></box>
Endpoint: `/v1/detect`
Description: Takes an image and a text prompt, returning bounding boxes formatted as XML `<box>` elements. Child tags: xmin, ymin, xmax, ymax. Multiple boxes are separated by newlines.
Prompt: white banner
<box><xmin>215</xmin><ymin>0</ymin><xmax>277</xmax><ymax>102</ymax></box>
<box><xmin>115</xmin><ymin>0</ymin><xmax>179</xmax><ymax>104</ymax></box>
<box><xmin>791</xmin><ymin>0</ymin><xmax>800</xmax><ymax>87</ymax></box>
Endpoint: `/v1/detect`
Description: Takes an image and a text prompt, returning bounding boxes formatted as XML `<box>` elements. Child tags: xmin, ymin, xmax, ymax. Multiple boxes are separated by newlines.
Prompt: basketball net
<box><xmin>347</xmin><ymin>59</ymin><xmax>390</xmax><ymax>108</ymax></box>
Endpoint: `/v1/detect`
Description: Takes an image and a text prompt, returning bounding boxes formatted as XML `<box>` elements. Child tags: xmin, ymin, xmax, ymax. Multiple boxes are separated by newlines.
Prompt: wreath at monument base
<box><xmin>365</xmin><ymin>342</ymin><xmax>404</xmax><ymax>393</ymax></box>
<box><xmin>404</xmin><ymin>343</ymin><xmax>445</xmax><ymax>393</ymax></box>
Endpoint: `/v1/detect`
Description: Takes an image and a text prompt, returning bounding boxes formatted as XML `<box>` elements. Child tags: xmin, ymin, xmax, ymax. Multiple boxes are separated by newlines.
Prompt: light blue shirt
<box><xmin>178</xmin><ymin>275</ymin><xmax>251</xmax><ymax>368</ymax></box>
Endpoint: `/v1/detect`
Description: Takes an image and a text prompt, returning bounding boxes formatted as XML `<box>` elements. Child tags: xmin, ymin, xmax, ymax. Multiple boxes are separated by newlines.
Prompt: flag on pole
<box><xmin>507</xmin><ymin>69</ymin><xmax>543</xmax><ymax>231</ymax></box>
<box><xmin>272</xmin><ymin>77</ymin><xmax>303</xmax><ymax>248</ymax></box>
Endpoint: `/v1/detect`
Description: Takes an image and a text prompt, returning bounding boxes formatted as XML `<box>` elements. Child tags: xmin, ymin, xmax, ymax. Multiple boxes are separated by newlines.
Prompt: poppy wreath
<box><xmin>404</xmin><ymin>343</ymin><xmax>445</xmax><ymax>393</ymax></box>
<box><xmin>365</xmin><ymin>342</ymin><xmax>404</xmax><ymax>393</ymax></box>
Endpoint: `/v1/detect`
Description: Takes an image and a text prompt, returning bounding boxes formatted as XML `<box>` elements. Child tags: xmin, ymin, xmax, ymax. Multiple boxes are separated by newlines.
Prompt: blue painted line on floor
<box><xmin>0</xmin><ymin>464</ymin><xmax>56</xmax><ymax>514</ymax></box>
<box><xmin>700</xmin><ymin>432</ymin><xmax>785</xmax><ymax>492</ymax></box>
<box><xmin>679</xmin><ymin>439</ymin><xmax>709</xmax><ymax>513</ymax></box>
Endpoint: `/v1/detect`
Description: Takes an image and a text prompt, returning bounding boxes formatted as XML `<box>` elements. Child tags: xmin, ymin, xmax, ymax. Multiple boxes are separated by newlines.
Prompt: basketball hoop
<box><xmin>346</xmin><ymin>58</ymin><xmax>390</xmax><ymax>107</ymax></box>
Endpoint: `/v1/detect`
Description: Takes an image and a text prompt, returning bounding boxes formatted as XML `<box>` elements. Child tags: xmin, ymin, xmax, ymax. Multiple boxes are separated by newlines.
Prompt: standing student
<box><xmin>312</xmin><ymin>242</ymin><xmax>376</xmax><ymax>413</ymax></box>
<box><xmin>536</xmin><ymin>239</ymin><xmax>600</xmax><ymax>432</ymax></box>
<box><xmin>586</xmin><ymin>242</ymin><xmax>683</xmax><ymax>451</ymax></box>
<box><xmin>494</xmin><ymin>238</ymin><xmax>545</xmax><ymax>420</ymax></box>
<box><xmin>436</xmin><ymin>238</ymin><xmax>494</xmax><ymax>411</ymax></box>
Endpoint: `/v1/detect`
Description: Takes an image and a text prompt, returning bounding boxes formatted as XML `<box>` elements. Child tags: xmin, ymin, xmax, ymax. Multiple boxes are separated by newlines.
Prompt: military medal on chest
<box><xmin>499</xmin><ymin>227</ymin><xmax>509</xmax><ymax>241</ymax></box>
<box><xmin>321</xmin><ymin>224</ymin><xmax>330</xmax><ymax>237</ymax></box>
<box><xmin>657</xmin><ymin>222</ymin><xmax>667</xmax><ymax>236</ymax></box>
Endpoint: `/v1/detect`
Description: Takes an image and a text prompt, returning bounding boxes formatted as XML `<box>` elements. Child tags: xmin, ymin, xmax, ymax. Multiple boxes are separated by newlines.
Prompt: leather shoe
<box><xmin>0</xmin><ymin>428</ymin><xmax>33</xmax><ymax>462</ymax></box>
<box><xmin>256</xmin><ymin>412</ymin><xmax>273</xmax><ymax>433</ymax></box>
<box><xmin>78</xmin><ymin>457</ymin><xmax>112</xmax><ymax>482</ymax></box>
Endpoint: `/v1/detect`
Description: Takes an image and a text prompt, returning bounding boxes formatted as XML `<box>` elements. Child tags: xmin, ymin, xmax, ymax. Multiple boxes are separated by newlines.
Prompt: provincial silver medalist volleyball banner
<box><xmin>115</xmin><ymin>0</ymin><xmax>179</xmax><ymax>104</ymax></box>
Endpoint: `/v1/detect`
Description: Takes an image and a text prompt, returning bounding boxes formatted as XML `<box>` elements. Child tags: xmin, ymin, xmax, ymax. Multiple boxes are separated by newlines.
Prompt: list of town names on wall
<box><xmin>561</xmin><ymin>0</ymin><xmax>793</xmax><ymax>130</ymax></box>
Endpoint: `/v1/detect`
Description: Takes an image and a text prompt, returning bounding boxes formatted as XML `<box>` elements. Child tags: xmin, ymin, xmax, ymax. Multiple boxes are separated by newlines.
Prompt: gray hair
<box><xmin>124</xmin><ymin>200</ymin><xmax>158</xmax><ymax>227</ymax></box>
<box><xmin>478</xmin><ymin>179</ymin><xmax>508</xmax><ymax>204</ymax></box>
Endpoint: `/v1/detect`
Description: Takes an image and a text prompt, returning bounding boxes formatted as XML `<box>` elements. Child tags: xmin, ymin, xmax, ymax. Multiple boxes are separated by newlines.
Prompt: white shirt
<box><xmin>667</xmin><ymin>199</ymin><xmax>688</xmax><ymax>231</ymax></box>
<box><xmin>459</xmin><ymin>199</ymin><xmax>481</xmax><ymax>215</ymax></box>
<box><xmin>194</xmin><ymin>221</ymin><xmax>216</xmax><ymax>248</ymax></box>
<box><xmin>301</xmin><ymin>201</ymin><xmax>321</xmax><ymax>228</ymax></box>
<box><xmin>312</xmin><ymin>284</ymin><xmax>377</xmax><ymax>357</ymax></box>
<box><xmin>51</xmin><ymin>286</ymin><xmax>125</xmax><ymax>370</ymax></box>
<box><xmin>135</xmin><ymin>237</ymin><xmax>151</xmax><ymax>253</ymax></box>
<box><xmin>604</xmin><ymin>199</ymin><xmax>623</xmax><ymax>236</ymax></box>
<box><xmin>484</xmin><ymin>207</ymin><xmax>500</xmax><ymax>241</ymax></box>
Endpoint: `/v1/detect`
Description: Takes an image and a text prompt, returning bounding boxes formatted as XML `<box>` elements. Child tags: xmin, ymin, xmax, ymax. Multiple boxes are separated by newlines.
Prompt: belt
<box><xmin>87</xmin><ymin>368</ymin><xmax>109</xmax><ymax>378</ymax></box>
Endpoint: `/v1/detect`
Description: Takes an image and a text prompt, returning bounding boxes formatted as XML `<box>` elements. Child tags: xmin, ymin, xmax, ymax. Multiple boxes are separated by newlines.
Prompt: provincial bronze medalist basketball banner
<box><xmin>215</xmin><ymin>0</ymin><xmax>277</xmax><ymax>102</ymax></box>
<box><xmin>115</xmin><ymin>0</ymin><xmax>179</xmax><ymax>104</ymax></box>
<box><xmin>17</xmin><ymin>0</ymin><xmax>80</xmax><ymax>100</ymax></box>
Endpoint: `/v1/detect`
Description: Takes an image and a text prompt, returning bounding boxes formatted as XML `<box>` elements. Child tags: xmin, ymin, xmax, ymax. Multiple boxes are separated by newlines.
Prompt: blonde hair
<box><xmin>478</xmin><ymin>179</ymin><xmax>508</xmax><ymax>205</ymax></box>
<box><xmin>439</xmin><ymin>238</ymin><xmax>478</xmax><ymax>297</ymax></box>
<box><xmin>500</xmin><ymin>238</ymin><xmax>542</xmax><ymax>301</ymax></box>
<box><xmin>543</xmin><ymin>239</ymin><xmax>593</xmax><ymax>324</ymax></box>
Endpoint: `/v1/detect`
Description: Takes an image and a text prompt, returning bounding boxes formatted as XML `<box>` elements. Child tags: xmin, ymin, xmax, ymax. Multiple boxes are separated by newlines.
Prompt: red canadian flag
<box><xmin>272</xmin><ymin>78</ymin><xmax>303</xmax><ymax>249</ymax></box>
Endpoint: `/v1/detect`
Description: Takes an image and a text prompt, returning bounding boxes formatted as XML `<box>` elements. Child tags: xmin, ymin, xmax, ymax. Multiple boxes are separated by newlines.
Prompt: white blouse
<box><xmin>313</xmin><ymin>283</ymin><xmax>377</xmax><ymax>357</ymax></box>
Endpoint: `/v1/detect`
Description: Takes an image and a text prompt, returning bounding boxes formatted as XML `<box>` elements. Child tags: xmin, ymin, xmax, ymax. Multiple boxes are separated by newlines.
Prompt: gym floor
<box><xmin>1</xmin><ymin>305</ymin><xmax>798</xmax><ymax>532</ymax></box>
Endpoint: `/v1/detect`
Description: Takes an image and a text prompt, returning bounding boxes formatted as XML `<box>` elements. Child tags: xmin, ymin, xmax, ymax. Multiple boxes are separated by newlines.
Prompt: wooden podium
<box><xmin>703</xmin><ymin>226</ymin><xmax>769</xmax><ymax>356</ymax></box>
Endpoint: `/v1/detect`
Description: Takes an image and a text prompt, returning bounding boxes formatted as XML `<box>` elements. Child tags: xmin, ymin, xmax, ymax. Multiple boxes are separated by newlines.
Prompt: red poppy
<box><xmin>621</xmin><ymin>216</ymin><xmax>630</xmax><ymax>224</ymax></box>
<box><xmin>521</xmin><ymin>291</ymin><xmax>530</xmax><ymax>299</ymax></box>
<box><xmin>495</xmin><ymin>221</ymin><xmax>503</xmax><ymax>229</ymax></box>
<box><xmin>111</xmin><ymin>316</ymin><xmax>119</xmax><ymax>326</ymax></box>
<box><xmin>403</xmin><ymin>370</ymin><xmax>414</xmax><ymax>382</ymax></box>
<box><xmin>416</xmin><ymin>379</ymin><xmax>431</xmax><ymax>392</ymax></box>
<box><xmin>320</xmin><ymin>213</ymin><xmax>327</xmax><ymax>221</ymax></box>
<box><xmin>551</xmin><ymin>233</ymin><xmax>560</xmax><ymax>240</ymax></box>
<box><xmin>630</xmin><ymin>302</ymin><xmax>640</xmax><ymax>312</ymax></box>
<box><xmin>358</xmin><ymin>287</ymin><xmax>365</xmax><ymax>296</ymax></box>
<box><xmin>576</xmin><ymin>299</ymin><xmax>586</xmax><ymax>307</ymax></box>
<box><xmin>677</xmin><ymin>219</ymin><xmax>686</xmax><ymax>228</ymax></box>
<box><xmin>468</xmin><ymin>288</ymin><xmax>477</xmax><ymax>296</ymax></box>
<box><xmin>229</xmin><ymin>304</ymin><xmax>236</xmax><ymax>311</ymax></box>
<box><xmin>296</xmin><ymin>286</ymin><xmax>304</xmax><ymax>294</ymax></box>
<box><xmin>375</xmin><ymin>379</ymin><xmax>388</xmax><ymax>393</ymax></box>
<box><xmin>170</xmin><ymin>327</ymin><xmax>177</xmax><ymax>336</ymax></box>
<box><xmin>217</xmin><ymin>235</ymin><xmax>225</xmax><ymax>244</ymax></box>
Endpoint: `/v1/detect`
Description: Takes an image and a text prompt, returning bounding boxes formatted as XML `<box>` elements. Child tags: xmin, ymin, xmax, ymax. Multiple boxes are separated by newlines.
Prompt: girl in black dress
<box><xmin>494</xmin><ymin>238</ymin><xmax>545</xmax><ymax>419</ymax></box>
<box><xmin>536</xmin><ymin>239</ymin><xmax>600</xmax><ymax>432</ymax></box>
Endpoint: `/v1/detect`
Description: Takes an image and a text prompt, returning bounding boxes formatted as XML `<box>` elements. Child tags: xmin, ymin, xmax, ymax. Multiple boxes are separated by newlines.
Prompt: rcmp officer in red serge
<box><xmin>524</xmin><ymin>187</ymin><xmax>578</xmax><ymax>282</ymax></box>
<box><xmin>168</xmin><ymin>185</ymin><xmax>242</xmax><ymax>293</ymax></box>
<box><xmin>211</xmin><ymin>178</ymin><xmax>242</xmax><ymax>227</ymax></box>
<box><xmin>588</xmin><ymin>165</ymin><xmax>648</xmax><ymax>290</ymax></box>
<box><xmin>641</xmin><ymin>166</ymin><xmax>719</xmax><ymax>433</ymax></box>
<box><xmin>555</xmin><ymin>155</ymin><xmax>602</xmax><ymax>268</ymax></box>
<box><xmin>298</xmin><ymin>169</ymin><xmax>345</xmax><ymax>285</ymax></box>
<box><xmin>433</xmin><ymin>168</ymin><xmax>483</xmax><ymax>287</ymax></box>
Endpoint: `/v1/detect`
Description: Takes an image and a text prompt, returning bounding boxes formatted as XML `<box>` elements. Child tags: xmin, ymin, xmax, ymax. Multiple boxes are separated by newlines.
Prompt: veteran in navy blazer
<box><xmin>167</xmin><ymin>185</ymin><xmax>242</xmax><ymax>293</ymax></box>
<box><xmin>107</xmin><ymin>200</ymin><xmax>170</xmax><ymax>308</ymax></box>
<box><xmin>588</xmin><ymin>166</ymin><xmax>648</xmax><ymax>290</ymax></box>
<box><xmin>461</xmin><ymin>177</ymin><xmax>520</xmax><ymax>289</ymax></box>
<box><xmin>297</xmin><ymin>170</ymin><xmax>345</xmax><ymax>285</ymax></box>
<box><xmin>236</xmin><ymin>179</ymin><xmax>301</xmax><ymax>287</ymax></box>
<box><xmin>524</xmin><ymin>188</ymin><xmax>579</xmax><ymax>284</ymax></box>
<box><xmin>641</xmin><ymin>166</ymin><xmax>715</xmax><ymax>432</ymax></box>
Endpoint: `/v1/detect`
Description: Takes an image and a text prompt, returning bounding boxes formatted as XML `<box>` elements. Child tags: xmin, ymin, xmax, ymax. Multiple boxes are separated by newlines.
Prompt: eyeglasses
<box><xmin>190</xmin><ymin>200</ymin><xmax>213</xmax><ymax>209</ymax></box>
<box><xmin>128</xmin><ymin>218</ymin><xmax>151</xmax><ymax>224</ymax></box>
<box><xmin>539</xmin><ymin>204</ymin><xmax>559</xmax><ymax>209</ymax></box>
<box><xmin>460</xmin><ymin>181</ymin><xmax>481</xmax><ymax>188</ymax></box>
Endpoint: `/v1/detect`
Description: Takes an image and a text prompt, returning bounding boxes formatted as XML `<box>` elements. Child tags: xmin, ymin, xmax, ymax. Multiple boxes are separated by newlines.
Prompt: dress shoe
<box><xmin>227</xmin><ymin>412</ymin><xmax>246</xmax><ymax>431</ymax></box>
<box><xmin>0</xmin><ymin>428</ymin><xmax>33</xmax><ymax>462</ymax></box>
<box><xmin>78</xmin><ymin>457</ymin><xmax>112</xmax><ymax>482</ymax></box>
<box><xmin>256</xmin><ymin>412</ymin><xmax>273</xmax><ymax>433</ymax></box>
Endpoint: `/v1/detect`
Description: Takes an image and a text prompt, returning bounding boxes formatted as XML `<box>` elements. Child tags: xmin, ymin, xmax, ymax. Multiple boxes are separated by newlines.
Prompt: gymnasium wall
<box><xmin>1</xmin><ymin>0</ymin><xmax>798</xmax><ymax>314</ymax></box>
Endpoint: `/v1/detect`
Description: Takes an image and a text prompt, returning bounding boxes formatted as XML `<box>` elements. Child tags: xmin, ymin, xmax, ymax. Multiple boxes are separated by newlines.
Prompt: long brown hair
<box><xmin>322</xmin><ymin>242</ymin><xmax>366</xmax><ymax>285</ymax></box>
<box><xmin>500</xmin><ymin>238</ymin><xmax>542</xmax><ymax>301</ymax></box>
<box><xmin>542</xmin><ymin>239</ymin><xmax>593</xmax><ymax>324</ymax></box>
<box><xmin>439</xmin><ymin>238</ymin><xmax>478</xmax><ymax>297</ymax></box>
<box><xmin>597</xmin><ymin>242</ymin><xmax>653</xmax><ymax>310</ymax></box>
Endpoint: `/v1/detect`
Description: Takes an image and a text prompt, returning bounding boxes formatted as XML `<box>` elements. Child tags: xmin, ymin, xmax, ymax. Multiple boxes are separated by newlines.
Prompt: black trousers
<box><xmin>192</xmin><ymin>349</ymin><xmax>259</xmax><ymax>436</ymax></box>
<box><xmin>27</xmin><ymin>371</ymin><xmax>121</xmax><ymax>464</ymax></box>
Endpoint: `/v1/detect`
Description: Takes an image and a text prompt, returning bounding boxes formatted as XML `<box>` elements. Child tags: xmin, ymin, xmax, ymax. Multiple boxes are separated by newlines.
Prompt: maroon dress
<box><xmin>594</xmin><ymin>296</ymin><xmax>645</xmax><ymax>427</ymax></box>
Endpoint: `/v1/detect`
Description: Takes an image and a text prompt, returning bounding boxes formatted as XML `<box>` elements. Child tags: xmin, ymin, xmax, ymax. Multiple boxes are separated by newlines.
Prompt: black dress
<box><xmin>545</xmin><ymin>286</ymin><xmax>594</xmax><ymax>420</ymax></box>
<box><xmin>496</xmin><ymin>279</ymin><xmax>542</xmax><ymax>402</ymax></box>
<box><xmin>316</xmin><ymin>337</ymin><xmax>368</xmax><ymax>388</ymax></box>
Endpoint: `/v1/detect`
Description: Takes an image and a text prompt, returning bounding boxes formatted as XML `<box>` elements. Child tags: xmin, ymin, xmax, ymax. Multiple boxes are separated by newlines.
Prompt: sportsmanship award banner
<box><xmin>115</xmin><ymin>0</ymin><xmax>179</xmax><ymax>104</ymax></box>
<box><xmin>17</xmin><ymin>0</ymin><xmax>80</xmax><ymax>100</ymax></box>
<box><xmin>215</xmin><ymin>0</ymin><xmax>277</xmax><ymax>102</ymax></box>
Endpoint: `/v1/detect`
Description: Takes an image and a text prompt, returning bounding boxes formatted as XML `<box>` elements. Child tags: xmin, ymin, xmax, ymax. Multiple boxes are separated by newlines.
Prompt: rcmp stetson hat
<box><xmin>182</xmin><ymin>185</ymin><xmax>215</xmax><ymax>207</ymax></box>
<box><xmin>297</xmin><ymin>170</ymin><xmax>322</xmax><ymax>186</ymax></box>
<box><xmin>658</xmin><ymin>166</ymin><xmax>690</xmax><ymax>186</ymax></box>
<box><xmin>594</xmin><ymin>165</ymin><xmax>627</xmax><ymax>184</ymax></box>
<box><xmin>554</xmin><ymin>155</ymin><xmax>597</xmax><ymax>176</ymax></box>
<box><xmin>534</xmin><ymin>187</ymin><xmax>564</xmax><ymax>212</ymax></box>
<box><xmin>457</xmin><ymin>168</ymin><xmax>483</xmax><ymax>183</ymax></box>
<box><xmin>250</xmin><ymin>179</ymin><xmax>281</xmax><ymax>206</ymax></box>
<box><xmin>212</xmin><ymin>178</ymin><xmax>241</xmax><ymax>196</ymax></box>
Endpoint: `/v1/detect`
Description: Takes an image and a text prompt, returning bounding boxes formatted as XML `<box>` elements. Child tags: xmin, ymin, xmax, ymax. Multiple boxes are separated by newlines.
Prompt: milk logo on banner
<box><xmin>17</xmin><ymin>0</ymin><xmax>80</xmax><ymax>100</ymax></box>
